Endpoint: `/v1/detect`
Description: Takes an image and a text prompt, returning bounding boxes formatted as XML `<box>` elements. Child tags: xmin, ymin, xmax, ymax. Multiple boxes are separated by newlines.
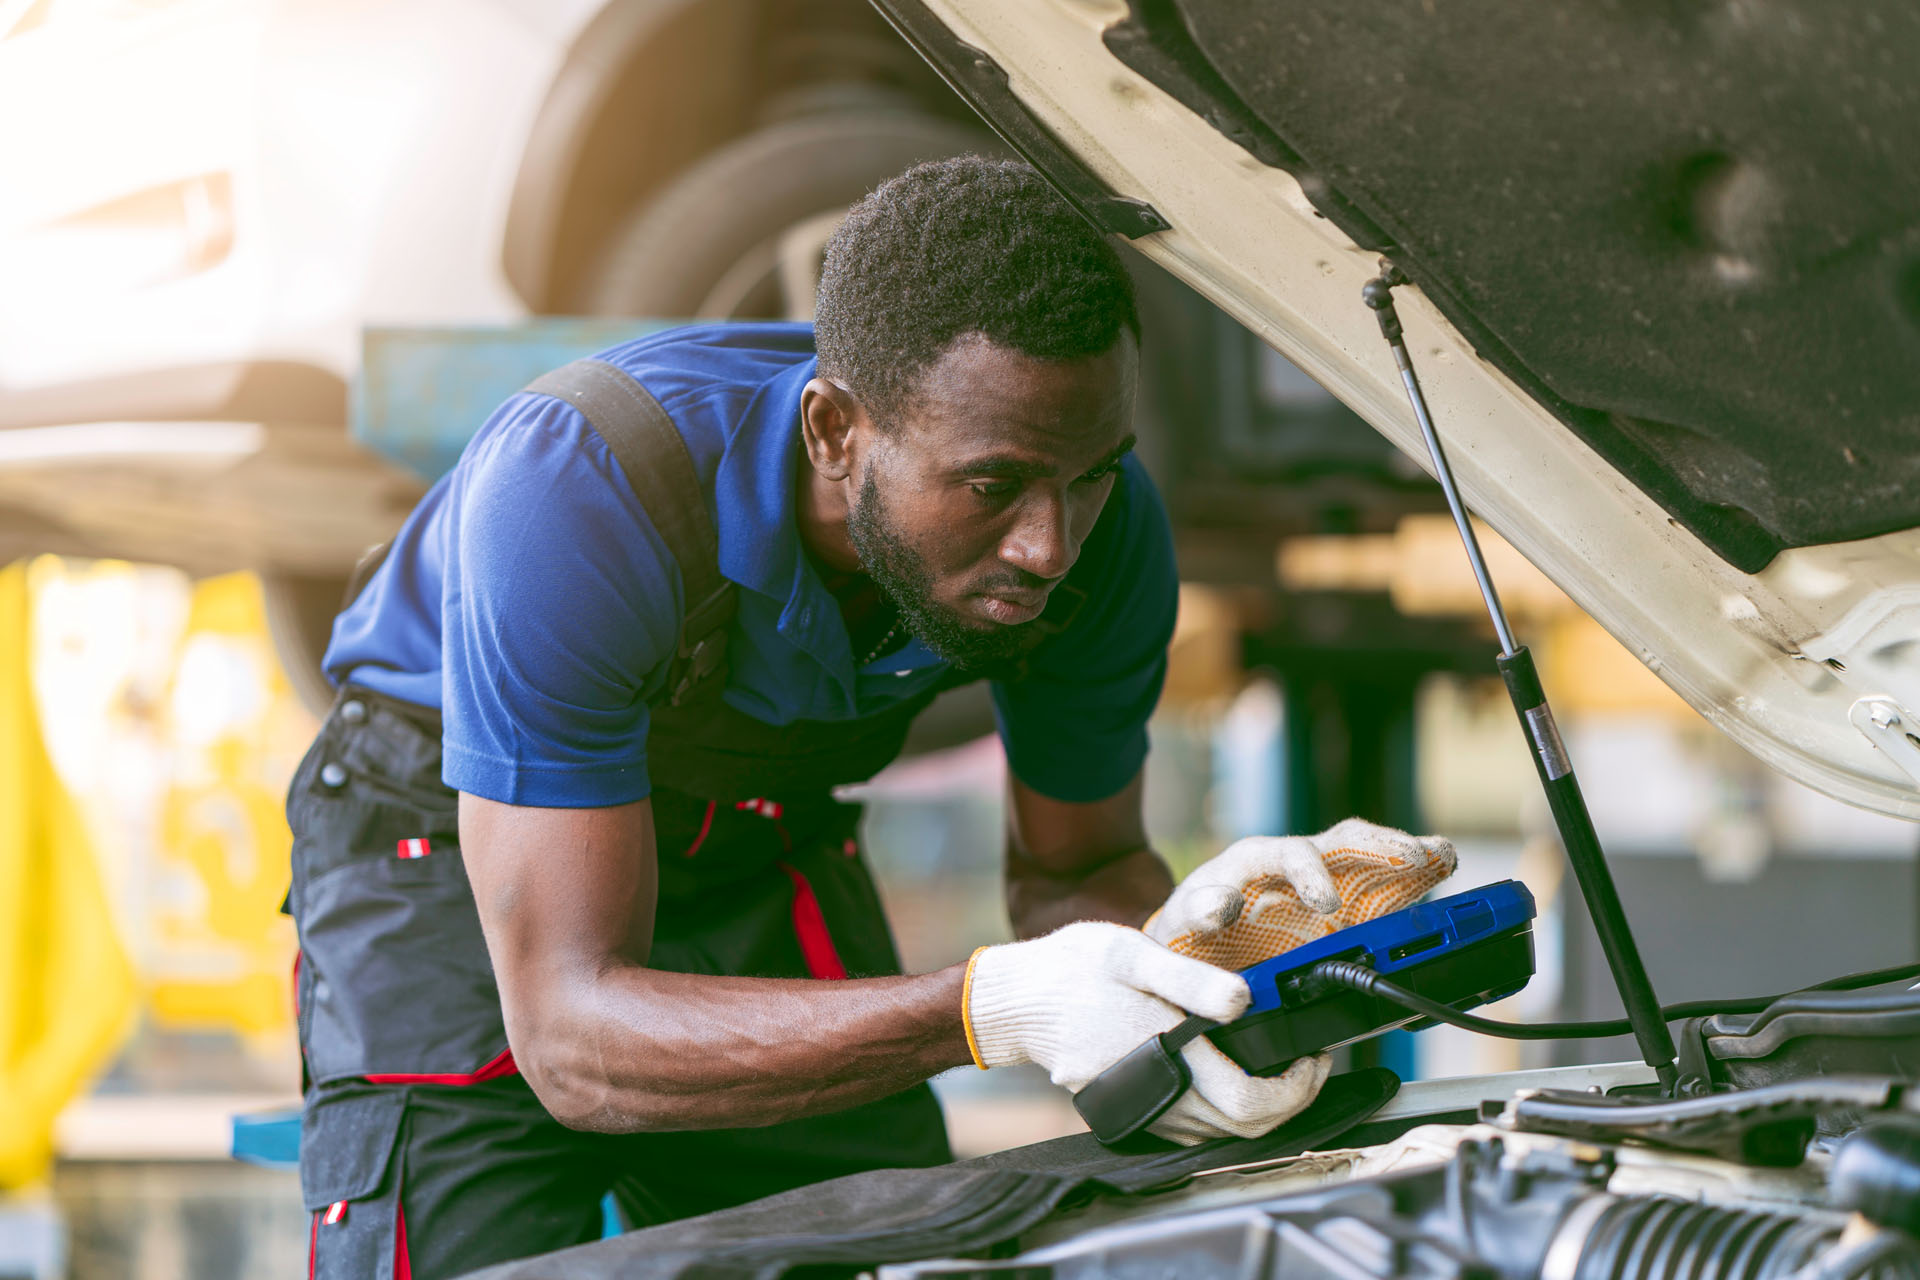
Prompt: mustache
<box><xmin>971</xmin><ymin>569</ymin><xmax>1056</xmax><ymax>595</ymax></box>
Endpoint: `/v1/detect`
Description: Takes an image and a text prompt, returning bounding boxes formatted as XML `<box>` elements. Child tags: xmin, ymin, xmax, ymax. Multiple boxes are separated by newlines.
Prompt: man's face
<box><xmin>846</xmin><ymin>332</ymin><xmax>1138</xmax><ymax>669</ymax></box>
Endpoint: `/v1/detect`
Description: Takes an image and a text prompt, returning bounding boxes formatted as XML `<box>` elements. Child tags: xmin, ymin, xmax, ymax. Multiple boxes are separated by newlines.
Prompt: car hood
<box><xmin>875</xmin><ymin>0</ymin><xmax>1920</xmax><ymax>820</ymax></box>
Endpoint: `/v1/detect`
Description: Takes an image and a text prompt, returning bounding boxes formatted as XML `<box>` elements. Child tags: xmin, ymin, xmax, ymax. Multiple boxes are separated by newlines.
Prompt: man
<box><xmin>290</xmin><ymin>156</ymin><xmax>1454</xmax><ymax>1278</ymax></box>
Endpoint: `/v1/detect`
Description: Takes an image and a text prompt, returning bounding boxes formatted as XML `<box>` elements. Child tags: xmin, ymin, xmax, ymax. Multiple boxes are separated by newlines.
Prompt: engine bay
<box><xmin>883</xmin><ymin>1045</ymin><xmax>1920</xmax><ymax>1280</ymax></box>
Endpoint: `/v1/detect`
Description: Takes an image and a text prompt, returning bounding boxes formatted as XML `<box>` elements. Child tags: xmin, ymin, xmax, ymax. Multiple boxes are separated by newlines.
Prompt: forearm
<box><xmin>1005</xmin><ymin>843</ymin><xmax>1174</xmax><ymax>938</ymax></box>
<box><xmin>513</xmin><ymin>963</ymin><xmax>971</xmax><ymax>1133</ymax></box>
<box><xmin>463</xmin><ymin>793</ymin><xmax>972</xmax><ymax>1134</ymax></box>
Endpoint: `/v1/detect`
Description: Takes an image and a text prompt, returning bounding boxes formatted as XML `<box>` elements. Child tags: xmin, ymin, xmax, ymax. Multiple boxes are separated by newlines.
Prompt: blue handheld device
<box><xmin>1073</xmin><ymin>881</ymin><xmax>1538</xmax><ymax>1144</ymax></box>
<box><xmin>1209</xmin><ymin>879</ymin><xmax>1537</xmax><ymax>1073</ymax></box>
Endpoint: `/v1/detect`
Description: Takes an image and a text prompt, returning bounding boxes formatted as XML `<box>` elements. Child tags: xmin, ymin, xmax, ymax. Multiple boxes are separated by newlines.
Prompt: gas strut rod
<box><xmin>1361</xmin><ymin>262</ymin><xmax>1681</xmax><ymax>1094</ymax></box>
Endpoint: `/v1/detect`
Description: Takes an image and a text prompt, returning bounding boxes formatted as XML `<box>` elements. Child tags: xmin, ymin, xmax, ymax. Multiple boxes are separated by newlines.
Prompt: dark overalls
<box><xmin>288</xmin><ymin>674</ymin><xmax>960</xmax><ymax>1279</ymax></box>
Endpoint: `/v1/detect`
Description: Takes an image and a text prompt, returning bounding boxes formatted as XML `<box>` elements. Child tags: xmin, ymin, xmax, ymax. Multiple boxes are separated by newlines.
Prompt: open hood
<box><xmin>874</xmin><ymin>0</ymin><xmax>1920</xmax><ymax>820</ymax></box>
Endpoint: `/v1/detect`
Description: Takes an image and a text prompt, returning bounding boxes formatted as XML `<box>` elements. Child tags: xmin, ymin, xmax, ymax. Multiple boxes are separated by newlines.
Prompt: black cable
<box><xmin>1306</xmin><ymin>958</ymin><xmax>1920</xmax><ymax>1042</ymax></box>
<box><xmin>1308</xmin><ymin>961</ymin><xmax>1615</xmax><ymax>1040</ymax></box>
<box><xmin>1664</xmin><ymin>959</ymin><xmax>1920</xmax><ymax>1019</ymax></box>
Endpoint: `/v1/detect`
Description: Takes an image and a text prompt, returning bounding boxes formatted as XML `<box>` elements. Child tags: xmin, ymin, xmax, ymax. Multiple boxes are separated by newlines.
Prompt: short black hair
<box><xmin>814</xmin><ymin>156</ymin><xmax>1140</xmax><ymax>423</ymax></box>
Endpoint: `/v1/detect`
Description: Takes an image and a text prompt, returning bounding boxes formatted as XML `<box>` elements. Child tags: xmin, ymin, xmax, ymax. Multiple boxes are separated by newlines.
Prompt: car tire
<box><xmin>263</xmin><ymin>571</ymin><xmax>348</xmax><ymax>719</ymax></box>
<box><xmin>580</xmin><ymin>111</ymin><xmax>995</xmax><ymax>319</ymax></box>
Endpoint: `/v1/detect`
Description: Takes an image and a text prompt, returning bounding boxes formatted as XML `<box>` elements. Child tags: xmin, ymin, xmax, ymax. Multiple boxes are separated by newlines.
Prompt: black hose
<box><xmin>1305</xmin><ymin>958</ymin><xmax>1920</xmax><ymax>1042</ymax></box>
<box><xmin>1573</xmin><ymin>1196</ymin><xmax>1842</xmax><ymax>1280</ymax></box>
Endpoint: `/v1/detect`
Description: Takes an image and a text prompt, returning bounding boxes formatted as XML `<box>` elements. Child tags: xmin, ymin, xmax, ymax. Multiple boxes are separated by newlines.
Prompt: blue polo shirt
<box><xmin>324</xmin><ymin>322</ymin><xmax>1177</xmax><ymax>808</ymax></box>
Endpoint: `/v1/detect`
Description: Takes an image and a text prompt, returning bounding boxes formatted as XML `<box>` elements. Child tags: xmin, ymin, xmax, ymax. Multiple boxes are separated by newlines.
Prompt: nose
<box><xmin>999</xmin><ymin>491</ymin><xmax>1075</xmax><ymax>582</ymax></box>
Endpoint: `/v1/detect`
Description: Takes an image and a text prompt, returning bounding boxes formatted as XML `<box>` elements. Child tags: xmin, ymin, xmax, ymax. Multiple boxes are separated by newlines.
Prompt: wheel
<box><xmin>581</xmin><ymin>111</ymin><xmax>995</xmax><ymax>320</ymax></box>
<box><xmin>263</xmin><ymin>571</ymin><xmax>349</xmax><ymax>718</ymax></box>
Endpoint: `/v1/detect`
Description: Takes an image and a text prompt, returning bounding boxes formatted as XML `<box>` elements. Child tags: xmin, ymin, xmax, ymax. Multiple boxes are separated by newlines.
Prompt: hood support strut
<box><xmin>1363</xmin><ymin>262</ymin><xmax>1684</xmax><ymax>1095</ymax></box>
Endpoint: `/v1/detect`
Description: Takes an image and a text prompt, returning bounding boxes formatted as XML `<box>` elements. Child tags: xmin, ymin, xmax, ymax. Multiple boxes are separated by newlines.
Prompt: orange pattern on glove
<box><xmin>1154</xmin><ymin>823</ymin><xmax>1457</xmax><ymax>972</ymax></box>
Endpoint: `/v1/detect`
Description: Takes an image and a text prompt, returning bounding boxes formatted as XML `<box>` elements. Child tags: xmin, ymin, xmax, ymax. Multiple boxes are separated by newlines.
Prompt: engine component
<box><xmin>878</xmin><ymin>1134</ymin><xmax>1920</xmax><ymax>1280</ymax></box>
<box><xmin>1565</xmin><ymin>1196</ymin><xmax>1841</xmax><ymax>1280</ymax></box>
<box><xmin>1679</xmin><ymin>989</ymin><xmax>1920</xmax><ymax>1134</ymax></box>
<box><xmin>1484</xmin><ymin>1078</ymin><xmax>1916</xmax><ymax>1168</ymax></box>
<box><xmin>1832</xmin><ymin>1122</ymin><xmax>1920</xmax><ymax>1238</ymax></box>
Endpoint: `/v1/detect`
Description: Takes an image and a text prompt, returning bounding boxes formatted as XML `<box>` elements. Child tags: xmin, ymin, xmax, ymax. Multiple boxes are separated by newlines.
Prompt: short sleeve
<box><xmin>440</xmin><ymin>395</ymin><xmax>683</xmax><ymax>807</ymax></box>
<box><xmin>990</xmin><ymin>456</ymin><xmax>1179</xmax><ymax>802</ymax></box>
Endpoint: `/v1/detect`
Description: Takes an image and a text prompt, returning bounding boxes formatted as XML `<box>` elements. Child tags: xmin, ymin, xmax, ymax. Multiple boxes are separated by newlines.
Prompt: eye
<box><xmin>968</xmin><ymin>479</ymin><xmax>1021</xmax><ymax>502</ymax></box>
<box><xmin>1075</xmin><ymin>460</ymin><xmax>1120</xmax><ymax>485</ymax></box>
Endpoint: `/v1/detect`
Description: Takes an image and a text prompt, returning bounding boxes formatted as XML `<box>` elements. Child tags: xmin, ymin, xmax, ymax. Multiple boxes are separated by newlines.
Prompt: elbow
<box><xmin>519</xmin><ymin>1047</ymin><xmax>622</xmax><ymax>1133</ymax></box>
<box><xmin>506</xmin><ymin>997</ymin><xmax>684</xmax><ymax>1134</ymax></box>
<box><xmin>503</xmin><ymin>1000</ymin><xmax>629</xmax><ymax>1133</ymax></box>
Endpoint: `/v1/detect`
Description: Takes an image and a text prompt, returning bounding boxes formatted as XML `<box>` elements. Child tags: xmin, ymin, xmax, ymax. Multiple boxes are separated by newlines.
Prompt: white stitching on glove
<box><xmin>964</xmin><ymin>921</ymin><xmax>1333</xmax><ymax>1145</ymax></box>
<box><xmin>1145</xmin><ymin>819</ymin><xmax>1458</xmax><ymax>972</ymax></box>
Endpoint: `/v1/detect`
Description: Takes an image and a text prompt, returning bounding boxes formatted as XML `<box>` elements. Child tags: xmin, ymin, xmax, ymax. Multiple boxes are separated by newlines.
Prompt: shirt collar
<box><xmin>710</xmin><ymin>354</ymin><xmax>860</xmax><ymax>680</ymax></box>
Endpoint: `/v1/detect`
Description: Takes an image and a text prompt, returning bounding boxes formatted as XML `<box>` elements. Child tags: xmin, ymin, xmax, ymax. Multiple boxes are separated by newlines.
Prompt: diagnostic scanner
<box><xmin>1074</xmin><ymin>881</ymin><xmax>1538</xmax><ymax>1145</ymax></box>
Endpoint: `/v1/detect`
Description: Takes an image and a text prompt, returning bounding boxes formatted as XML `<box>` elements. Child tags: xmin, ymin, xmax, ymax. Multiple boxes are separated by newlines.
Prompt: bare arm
<box><xmin>459</xmin><ymin>794</ymin><xmax>971</xmax><ymax>1133</ymax></box>
<box><xmin>1004</xmin><ymin>769</ymin><xmax>1175</xmax><ymax>939</ymax></box>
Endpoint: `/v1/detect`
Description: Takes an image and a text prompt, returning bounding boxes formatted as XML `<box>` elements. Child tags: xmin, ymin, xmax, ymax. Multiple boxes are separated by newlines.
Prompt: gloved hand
<box><xmin>1146</xmin><ymin>819</ymin><xmax>1457</xmax><ymax>972</ymax></box>
<box><xmin>964</xmin><ymin>921</ymin><xmax>1332</xmax><ymax>1144</ymax></box>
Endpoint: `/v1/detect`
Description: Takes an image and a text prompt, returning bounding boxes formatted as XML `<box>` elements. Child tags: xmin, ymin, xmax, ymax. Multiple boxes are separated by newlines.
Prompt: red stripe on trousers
<box><xmin>682</xmin><ymin>800</ymin><xmax>717</xmax><ymax>858</ymax></box>
<box><xmin>309</xmin><ymin>1211</ymin><xmax>318</xmax><ymax>1279</ymax></box>
<box><xmin>780</xmin><ymin>862</ymin><xmax>848</xmax><ymax>980</ymax></box>
<box><xmin>394</xmin><ymin>1180</ymin><xmax>411</xmax><ymax>1280</ymax></box>
<box><xmin>364</xmin><ymin>1046</ymin><xmax>518</xmax><ymax>1086</ymax></box>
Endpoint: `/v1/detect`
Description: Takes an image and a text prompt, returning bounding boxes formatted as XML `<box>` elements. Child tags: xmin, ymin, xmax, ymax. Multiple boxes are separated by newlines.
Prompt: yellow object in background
<box><xmin>1280</xmin><ymin>516</ymin><xmax>1696</xmax><ymax>723</ymax></box>
<box><xmin>149</xmin><ymin>572</ymin><xmax>306</xmax><ymax>1039</ymax></box>
<box><xmin>24</xmin><ymin>558</ymin><xmax>312</xmax><ymax>1093</ymax></box>
<box><xmin>0</xmin><ymin>562</ymin><xmax>136</xmax><ymax>1189</ymax></box>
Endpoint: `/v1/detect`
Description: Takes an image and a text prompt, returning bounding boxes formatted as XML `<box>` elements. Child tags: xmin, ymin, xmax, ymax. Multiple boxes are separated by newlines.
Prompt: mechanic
<box><xmin>287</xmin><ymin>156</ymin><xmax>1456</xmax><ymax>1279</ymax></box>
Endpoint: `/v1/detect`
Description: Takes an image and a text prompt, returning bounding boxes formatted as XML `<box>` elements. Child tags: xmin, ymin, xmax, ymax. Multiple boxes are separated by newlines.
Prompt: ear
<box><xmin>800</xmin><ymin>378</ymin><xmax>869</xmax><ymax>483</ymax></box>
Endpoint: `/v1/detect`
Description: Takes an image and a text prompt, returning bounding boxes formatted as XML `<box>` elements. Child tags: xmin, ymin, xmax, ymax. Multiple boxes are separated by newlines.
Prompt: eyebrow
<box><xmin>957</xmin><ymin>434</ymin><xmax>1137</xmax><ymax>481</ymax></box>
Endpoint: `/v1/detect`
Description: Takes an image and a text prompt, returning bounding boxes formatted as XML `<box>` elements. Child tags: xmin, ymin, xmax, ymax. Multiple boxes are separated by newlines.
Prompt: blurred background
<box><xmin>2</xmin><ymin>2</ymin><xmax>1914</xmax><ymax>1276</ymax></box>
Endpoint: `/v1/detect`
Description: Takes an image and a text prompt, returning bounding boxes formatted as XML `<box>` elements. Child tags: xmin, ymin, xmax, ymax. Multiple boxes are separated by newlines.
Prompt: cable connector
<box><xmin>1310</xmin><ymin>959</ymin><xmax>1387</xmax><ymax>997</ymax></box>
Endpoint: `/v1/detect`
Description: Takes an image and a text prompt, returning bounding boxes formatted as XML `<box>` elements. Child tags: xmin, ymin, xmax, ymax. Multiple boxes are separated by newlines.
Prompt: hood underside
<box><xmin>1103</xmin><ymin>0</ymin><xmax>1920</xmax><ymax>576</ymax></box>
<box><xmin>876</xmin><ymin>0</ymin><xmax>1920</xmax><ymax>819</ymax></box>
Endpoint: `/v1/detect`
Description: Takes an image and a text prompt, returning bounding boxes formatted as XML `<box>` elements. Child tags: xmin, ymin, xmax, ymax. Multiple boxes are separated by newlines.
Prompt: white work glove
<box><xmin>964</xmin><ymin>921</ymin><xmax>1331</xmax><ymax>1145</ymax></box>
<box><xmin>1146</xmin><ymin>819</ymin><xmax>1457</xmax><ymax>972</ymax></box>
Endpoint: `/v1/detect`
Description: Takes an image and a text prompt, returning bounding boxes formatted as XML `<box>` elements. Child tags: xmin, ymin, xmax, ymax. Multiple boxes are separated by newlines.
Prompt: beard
<box><xmin>845</xmin><ymin>469</ymin><xmax>1044</xmax><ymax>672</ymax></box>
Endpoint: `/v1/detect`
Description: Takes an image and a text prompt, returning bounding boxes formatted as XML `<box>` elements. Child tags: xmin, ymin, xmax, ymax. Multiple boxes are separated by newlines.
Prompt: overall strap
<box><xmin>524</xmin><ymin>359</ymin><xmax>737</xmax><ymax>707</ymax></box>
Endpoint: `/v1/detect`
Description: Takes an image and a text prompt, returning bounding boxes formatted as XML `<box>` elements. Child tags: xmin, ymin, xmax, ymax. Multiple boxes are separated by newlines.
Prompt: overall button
<box><xmin>339</xmin><ymin>699</ymin><xmax>368</xmax><ymax>725</ymax></box>
<box><xmin>319</xmin><ymin>762</ymin><xmax>348</xmax><ymax>789</ymax></box>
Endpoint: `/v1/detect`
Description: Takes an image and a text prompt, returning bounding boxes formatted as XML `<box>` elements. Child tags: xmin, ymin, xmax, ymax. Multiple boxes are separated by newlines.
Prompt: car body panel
<box><xmin>0</xmin><ymin>0</ymin><xmax>572</xmax><ymax>572</ymax></box>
